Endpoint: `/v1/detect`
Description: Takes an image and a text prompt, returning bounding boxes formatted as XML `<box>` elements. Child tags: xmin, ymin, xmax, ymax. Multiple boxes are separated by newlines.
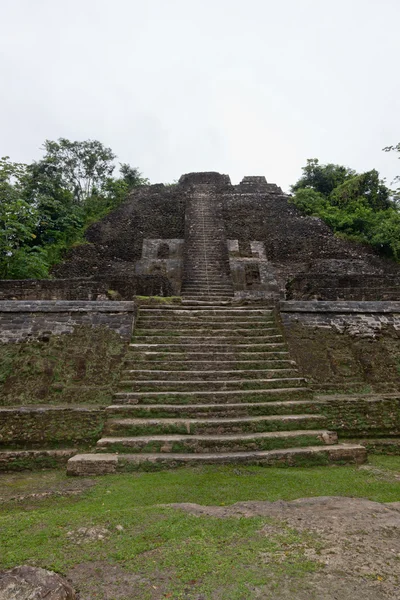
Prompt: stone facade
<box><xmin>0</xmin><ymin>276</ymin><xmax>172</xmax><ymax>301</ymax></box>
<box><xmin>280</xmin><ymin>301</ymin><xmax>400</xmax><ymax>391</ymax></box>
<box><xmin>135</xmin><ymin>238</ymin><xmax>184</xmax><ymax>295</ymax></box>
<box><xmin>0</xmin><ymin>406</ymin><xmax>104</xmax><ymax>447</ymax></box>
<box><xmin>280</xmin><ymin>301</ymin><xmax>400</xmax><ymax>337</ymax></box>
<box><xmin>228</xmin><ymin>240</ymin><xmax>280</xmax><ymax>299</ymax></box>
<box><xmin>0</xmin><ymin>301</ymin><xmax>135</xmax><ymax>343</ymax></box>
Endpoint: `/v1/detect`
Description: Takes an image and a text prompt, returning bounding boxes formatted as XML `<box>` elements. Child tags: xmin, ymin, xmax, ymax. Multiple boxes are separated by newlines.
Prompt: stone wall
<box><xmin>135</xmin><ymin>239</ymin><xmax>184</xmax><ymax>295</ymax></box>
<box><xmin>286</xmin><ymin>274</ymin><xmax>400</xmax><ymax>301</ymax></box>
<box><xmin>0</xmin><ymin>406</ymin><xmax>104</xmax><ymax>448</ymax></box>
<box><xmin>0</xmin><ymin>275</ymin><xmax>172</xmax><ymax>301</ymax></box>
<box><xmin>53</xmin><ymin>184</ymin><xmax>186</xmax><ymax>279</ymax></box>
<box><xmin>228</xmin><ymin>239</ymin><xmax>280</xmax><ymax>299</ymax></box>
<box><xmin>280</xmin><ymin>301</ymin><xmax>400</xmax><ymax>391</ymax></box>
<box><xmin>320</xmin><ymin>395</ymin><xmax>400</xmax><ymax>438</ymax></box>
<box><xmin>0</xmin><ymin>324</ymin><xmax>127</xmax><ymax>407</ymax></box>
<box><xmin>0</xmin><ymin>300</ymin><xmax>136</xmax><ymax>343</ymax></box>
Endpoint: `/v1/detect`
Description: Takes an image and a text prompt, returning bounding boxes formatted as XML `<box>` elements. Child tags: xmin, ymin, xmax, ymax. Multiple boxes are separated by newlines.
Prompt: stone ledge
<box><xmin>0</xmin><ymin>301</ymin><xmax>136</xmax><ymax>313</ymax></box>
<box><xmin>67</xmin><ymin>444</ymin><xmax>367</xmax><ymax>475</ymax></box>
<box><xmin>0</xmin><ymin>449</ymin><xmax>77</xmax><ymax>471</ymax></box>
<box><xmin>280</xmin><ymin>301</ymin><xmax>400</xmax><ymax>313</ymax></box>
<box><xmin>67</xmin><ymin>453</ymin><xmax>118</xmax><ymax>475</ymax></box>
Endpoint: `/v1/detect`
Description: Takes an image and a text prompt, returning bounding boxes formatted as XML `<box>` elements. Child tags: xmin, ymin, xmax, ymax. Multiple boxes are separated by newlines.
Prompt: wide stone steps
<box><xmin>118</xmin><ymin>377</ymin><xmax>306</xmax><ymax>392</ymax></box>
<box><xmin>139</xmin><ymin>308</ymin><xmax>274</xmax><ymax>315</ymax></box>
<box><xmin>104</xmin><ymin>415</ymin><xmax>327</xmax><ymax>436</ymax></box>
<box><xmin>136</xmin><ymin>323</ymin><xmax>275</xmax><ymax>331</ymax></box>
<box><xmin>128</xmin><ymin>343</ymin><xmax>287</xmax><ymax>352</ymax></box>
<box><xmin>123</xmin><ymin>360</ymin><xmax>296</xmax><ymax>370</ymax></box>
<box><xmin>121</xmin><ymin>369</ymin><xmax>299</xmax><ymax>381</ymax></box>
<box><xmin>113</xmin><ymin>388</ymin><xmax>313</xmax><ymax>404</ymax></box>
<box><xmin>106</xmin><ymin>399</ymin><xmax>326</xmax><ymax>418</ymax></box>
<box><xmin>182</xmin><ymin>284</ymin><xmax>234</xmax><ymax>290</ymax></box>
<box><xmin>182</xmin><ymin>296</ymin><xmax>235</xmax><ymax>302</ymax></box>
<box><xmin>135</xmin><ymin>322</ymin><xmax>276</xmax><ymax>331</ymax></box>
<box><xmin>127</xmin><ymin>352</ymin><xmax>291</xmax><ymax>362</ymax></box>
<box><xmin>181</xmin><ymin>300</ymin><xmax>237</xmax><ymax>306</ymax></box>
<box><xmin>96</xmin><ymin>429</ymin><xmax>338</xmax><ymax>453</ymax></box>
<box><xmin>135</xmin><ymin>328</ymin><xmax>280</xmax><ymax>336</ymax></box>
<box><xmin>138</xmin><ymin>316</ymin><xmax>275</xmax><ymax>323</ymax></box>
<box><xmin>67</xmin><ymin>444</ymin><xmax>367</xmax><ymax>474</ymax></box>
<box><xmin>132</xmin><ymin>336</ymin><xmax>284</xmax><ymax>345</ymax></box>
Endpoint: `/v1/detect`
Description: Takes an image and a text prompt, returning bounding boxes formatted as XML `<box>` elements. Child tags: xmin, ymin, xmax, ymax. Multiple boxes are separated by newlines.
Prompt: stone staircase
<box><xmin>67</xmin><ymin>180</ymin><xmax>366</xmax><ymax>475</ymax></box>
<box><xmin>181</xmin><ymin>184</ymin><xmax>234</xmax><ymax>303</ymax></box>
<box><xmin>67</xmin><ymin>303</ymin><xmax>366</xmax><ymax>475</ymax></box>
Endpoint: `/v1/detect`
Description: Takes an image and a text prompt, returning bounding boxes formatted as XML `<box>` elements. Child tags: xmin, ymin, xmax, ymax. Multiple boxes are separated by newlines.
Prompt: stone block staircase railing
<box><xmin>67</xmin><ymin>302</ymin><xmax>366</xmax><ymax>475</ymax></box>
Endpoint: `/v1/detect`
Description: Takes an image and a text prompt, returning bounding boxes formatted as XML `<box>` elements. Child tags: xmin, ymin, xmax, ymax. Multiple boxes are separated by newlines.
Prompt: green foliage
<box><xmin>291</xmin><ymin>158</ymin><xmax>356</xmax><ymax>196</ymax></box>
<box><xmin>0</xmin><ymin>140</ymin><xmax>148</xmax><ymax>278</ymax></box>
<box><xmin>290</xmin><ymin>156</ymin><xmax>400</xmax><ymax>260</ymax></box>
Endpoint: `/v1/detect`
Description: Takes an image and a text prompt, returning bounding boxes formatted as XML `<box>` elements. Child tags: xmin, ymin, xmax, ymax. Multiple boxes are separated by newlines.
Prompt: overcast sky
<box><xmin>1</xmin><ymin>0</ymin><xmax>399</xmax><ymax>191</ymax></box>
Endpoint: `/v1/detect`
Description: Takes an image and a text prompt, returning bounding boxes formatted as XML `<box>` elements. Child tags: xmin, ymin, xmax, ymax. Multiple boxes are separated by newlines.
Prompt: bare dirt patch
<box><xmin>0</xmin><ymin>471</ymin><xmax>95</xmax><ymax>504</ymax></box>
<box><xmin>171</xmin><ymin>496</ymin><xmax>400</xmax><ymax>599</ymax></box>
<box><xmin>67</xmin><ymin>561</ymin><xmax>168</xmax><ymax>600</ymax></box>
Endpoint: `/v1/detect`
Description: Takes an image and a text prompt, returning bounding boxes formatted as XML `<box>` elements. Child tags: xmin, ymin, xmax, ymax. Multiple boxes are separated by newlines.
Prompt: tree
<box><xmin>119</xmin><ymin>163</ymin><xmax>148</xmax><ymax>188</ymax></box>
<box><xmin>291</xmin><ymin>159</ymin><xmax>355</xmax><ymax>196</ymax></box>
<box><xmin>330</xmin><ymin>169</ymin><xmax>391</xmax><ymax>211</ymax></box>
<box><xmin>290</xmin><ymin>157</ymin><xmax>400</xmax><ymax>262</ymax></box>
<box><xmin>0</xmin><ymin>140</ymin><xmax>148</xmax><ymax>278</ymax></box>
<box><xmin>383</xmin><ymin>143</ymin><xmax>400</xmax><ymax>202</ymax></box>
<box><xmin>0</xmin><ymin>158</ymin><xmax>39</xmax><ymax>277</ymax></box>
<box><xmin>33</xmin><ymin>138</ymin><xmax>116</xmax><ymax>204</ymax></box>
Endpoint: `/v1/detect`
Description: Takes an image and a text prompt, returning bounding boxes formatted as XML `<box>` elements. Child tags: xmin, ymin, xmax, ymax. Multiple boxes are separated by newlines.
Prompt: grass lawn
<box><xmin>1</xmin><ymin>456</ymin><xmax>400</xmax><ymax>599</ymax></box>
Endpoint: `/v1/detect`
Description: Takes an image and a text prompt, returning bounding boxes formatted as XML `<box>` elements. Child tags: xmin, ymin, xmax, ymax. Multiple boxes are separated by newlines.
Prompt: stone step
<box><xmin>139</xmin><ymin>308</ymin><xmax>274</xmax><ymax>314</ymax></box>
<box><xmin>106</xmin><ymin>399</ymin><xmax>325</xmax><ymax>418</ymax></box>
<box><xmin>121</xmin><ymin>369</ymin><xmax>299</xmax><ymax>381</ymax></box>
<box><xmin>181</xmin><ymin>291</ymin><xmax>234</xmax><ymax>296</ymax></box>
<box><xmin>127</xmin><ymin>351</ymin><xmax>290</xmax><ymax>361</ymax></box>
<box><xmin>136</xmin><ymin>321</ymin><xmax>276</xmax><ymax>330</ymax></box>
<box><xmin>138</xmin><ymin>315</ymin><xmax>275</xmax><ymax>323</ymax></box>
<box><xmin>181</xmin><ymin>300</ymin><xmax>234</xmax><ymax>306</ymax></box>
<box><xmin>181</xmin><ymin>294</ymin><xmax>235</xmax><ymax>299</ymax></box>
<box><xmin>182</xmin><ymin>285</ymin><xmax>234</xmax><ymax>290</ymax></box>
<box><xmin>131</xmin><ymin>335</ymin><xmax>284</xmax><ymax>344</ymax></box>
<box><xmin>1</xmin><ymin>449</ymin><xmax>77</xmax><ymax>472</ymax></box>
<box><xmin>182</xmin><ymin>281</ymin><xmax>233</xmax><ymax>286</ymax></box>
<box><xmin>183</xmin><ymin>274</ymin><xmax>231</xmax><ymax>279</ymax></box>
<box><xmin>181</xmin><ymin>286</ymin><xmax>233</xmax><ymax>291</ymax></box>
<box><xmin>182</xmin><ymin>284</ymin><xmax>232</xmax><ymax>287</ymax></box>
<box><xmin>181</xmin><ymin>296</ymin><xmax>234</xmax><ymax>301</ymax></box>
<box><xmin>95</xmin><ymin>429</ymin><xmax>338</xmax><ymax>453</ymax></box>
<box><xmin>104</xmin><ymin>414</ymin><xmax>327</xmax><ymax>436</ymax></box>
<box><xmin>67</xmin><ymin>445</ymin><xmax>367</xmax><ymax>475</ymax></box>
<box><xmin>123</xmin><ymin>360</ymin><xmax>296</xmax><ymax>370</ymax></box>
<box><xmin>134</xmin><ymin>328</ymin><xmax>280</xmax><ymax>337</ymax></box>
<box><xmin>113</xmin><ymin>388</ymin><xmax>312</xmax><ymax>404</ymax></box>
<box><xmin>118</xmin><ymin>377</ymin><xmax>306</xmax><ymax>392</ymax></box>
<box><xmin>183</xmin><ymin>272</ymin><xmax>230</xmax><ymax>276</ymax></box>
<box><xmin>128</xmin><ymin>344</ymin><xmax>287</xmax><ymax>353</ymax></box>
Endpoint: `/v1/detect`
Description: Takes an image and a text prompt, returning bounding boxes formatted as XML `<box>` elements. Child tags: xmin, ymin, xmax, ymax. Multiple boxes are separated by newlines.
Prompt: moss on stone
<box><xmin>0</xmin><ymin>326</ymin><xmax>127</xmax><ymax>406</ymax></box>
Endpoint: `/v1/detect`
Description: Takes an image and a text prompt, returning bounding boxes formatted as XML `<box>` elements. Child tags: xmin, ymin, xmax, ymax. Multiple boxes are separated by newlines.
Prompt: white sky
<box><xmin>1</xmin><ymin>0</ymin><xmax>399</xmax><ymax>191</ymax></box>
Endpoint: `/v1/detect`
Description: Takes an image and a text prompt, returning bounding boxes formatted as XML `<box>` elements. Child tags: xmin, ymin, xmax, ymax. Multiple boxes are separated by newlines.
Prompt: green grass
<box><xmin>1</xmin><ymin>458</ymin><xmax>400</xmax><ymax>599</ymax></box>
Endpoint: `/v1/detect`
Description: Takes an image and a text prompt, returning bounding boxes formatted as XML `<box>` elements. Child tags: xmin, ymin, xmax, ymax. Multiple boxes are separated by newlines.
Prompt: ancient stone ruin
<box><xmin>1</xmin><ymin>172</ymin><xmax>400</xmax><ymax>474</ymax></box>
